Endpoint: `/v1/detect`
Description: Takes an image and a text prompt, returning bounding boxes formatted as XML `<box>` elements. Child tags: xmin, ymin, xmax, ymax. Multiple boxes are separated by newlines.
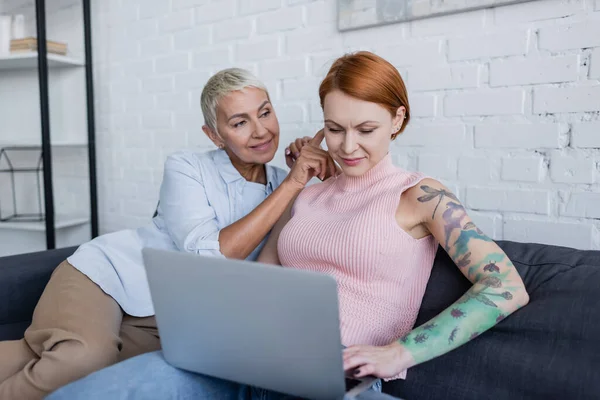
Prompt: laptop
<box><xmin>142</xmin><ymin>248</ymin><xmax>378</xmax><ymax>400</ymax></box>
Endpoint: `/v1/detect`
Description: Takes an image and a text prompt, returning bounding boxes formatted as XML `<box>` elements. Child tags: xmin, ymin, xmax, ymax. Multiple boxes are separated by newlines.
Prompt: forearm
<box><xmin>400</xmin><ymin>250</ymin><xmax>528</xmax><ymax>366</ymax></box>
<box><xmin>218</xmin><ymin>179</ymin><xmax>301</xmax><ymax>259</ymax></box>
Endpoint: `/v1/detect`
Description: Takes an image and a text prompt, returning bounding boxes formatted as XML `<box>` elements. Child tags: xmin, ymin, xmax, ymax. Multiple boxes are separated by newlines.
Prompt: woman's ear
<box><xmin>392</xmin><ymin>106</ymin><xmax>406</xmax><ymax>133</ymax></box>
<box><xmin>202</xmin><ymin>125</ymin><xmax>224</xmax><ymax>149</ymax></box>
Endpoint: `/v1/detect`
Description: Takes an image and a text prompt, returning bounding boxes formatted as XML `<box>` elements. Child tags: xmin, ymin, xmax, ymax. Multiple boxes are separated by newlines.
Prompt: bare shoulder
<box><xmin>403</xmin><ymin>178</ymin><xmax>460</xmax><ymax>223</ymax></box>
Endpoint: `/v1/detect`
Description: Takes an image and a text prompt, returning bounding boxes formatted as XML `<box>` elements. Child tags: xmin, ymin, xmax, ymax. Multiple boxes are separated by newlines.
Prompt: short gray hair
<box><xmin>200</xmin><ymin>68</ymin><xmax>268</xmax><ymax>134</ymax></box>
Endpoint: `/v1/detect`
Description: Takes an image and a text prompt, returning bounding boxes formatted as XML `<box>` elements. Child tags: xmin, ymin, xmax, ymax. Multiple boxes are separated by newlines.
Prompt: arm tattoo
<box><xmin>417</xmin><ymin>185</ymin><xmax>459</xmax><ymax>219</ymax></box>
<box><xmin>401</xmin><ymin>184</ymin><xmax>527</xmax><ymax>367</ymax></box>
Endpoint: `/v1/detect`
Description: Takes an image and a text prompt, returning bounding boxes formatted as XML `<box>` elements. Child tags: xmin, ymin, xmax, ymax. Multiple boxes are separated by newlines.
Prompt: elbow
<box><xmin>513</xmin><ymin>284</ymin><xmax>530</xmax><ymax>310</ymax></box>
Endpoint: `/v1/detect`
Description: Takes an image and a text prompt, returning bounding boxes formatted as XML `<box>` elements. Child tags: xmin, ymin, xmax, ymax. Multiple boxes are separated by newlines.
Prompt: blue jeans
<box><xmin>46</xmin><ymin>351</ymin><xmax>399</xmax><ymax>400</ymax></box>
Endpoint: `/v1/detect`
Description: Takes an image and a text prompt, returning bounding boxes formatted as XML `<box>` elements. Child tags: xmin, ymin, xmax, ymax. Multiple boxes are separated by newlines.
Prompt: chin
<box><xmin>249</xmin><ymin>148</ymin><xmax>277</xmax><ymax>165</ymax></box>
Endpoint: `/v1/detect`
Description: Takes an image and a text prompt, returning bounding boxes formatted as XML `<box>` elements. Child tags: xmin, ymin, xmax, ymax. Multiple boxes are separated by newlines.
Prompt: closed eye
<box><xmin>327</xmin><ymin>127</ymin><xmax>343</xmax><ymax>133</ymax></box>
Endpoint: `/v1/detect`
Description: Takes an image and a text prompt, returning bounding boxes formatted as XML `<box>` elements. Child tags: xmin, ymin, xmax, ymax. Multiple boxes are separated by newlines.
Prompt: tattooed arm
<box><xmin>399</xmin><ymin>179</ymin><xmax>529</xmax><ymax>365</ymax></box>
<box><xmin>344</xmin><ymin>178</ymin><xmax>529</xmax><ymax>379</ymax></box>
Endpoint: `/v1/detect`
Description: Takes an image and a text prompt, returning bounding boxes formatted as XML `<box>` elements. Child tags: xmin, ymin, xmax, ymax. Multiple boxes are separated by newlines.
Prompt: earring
<box><xmin>218</xmin><ymin>144</ymin><xmax>224</xmax><ymax>149</ymax></box>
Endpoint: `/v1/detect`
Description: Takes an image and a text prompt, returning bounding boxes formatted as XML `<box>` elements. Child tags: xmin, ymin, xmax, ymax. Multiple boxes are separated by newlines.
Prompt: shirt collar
<box><xmin>213</xmin><ymin>149</ymin><xmax>277</xmax><ymax>192</ymax></box>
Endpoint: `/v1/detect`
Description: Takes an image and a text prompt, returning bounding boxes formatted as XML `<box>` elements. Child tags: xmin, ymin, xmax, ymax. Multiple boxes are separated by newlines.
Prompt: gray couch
<box><xmin>1</xmin><ymin>241</ymin><xmax>599</xmax><ymax>399</ymax></box>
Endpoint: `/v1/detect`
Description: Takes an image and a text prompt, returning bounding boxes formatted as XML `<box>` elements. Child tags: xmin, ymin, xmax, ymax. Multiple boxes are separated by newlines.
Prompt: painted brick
<box><xmin>287</xmin><ymin>28</ymin><xmax>339</xmax><ymax>54</ymax></box>
<box><xmin>378</xmin><ymin>40</ymin><xmax>443</xmax><ymax>67</ymax></box>
<box><xmin>239</xmin><ymin>0</ymin><xmax>281</xmax><ymax>15</ymax></box>
<box><xmin>474</xmin><ymin>123</ymin><xmax>562</xmax><ymax>149</ymax></box>
<box><xmin>490</xmin><ymin>56</ymin><xmax>578</xmax><ymax>87</ymax></box>
<box><xmin>275</xmin><ymin>103</ymin><xmax>305</xmax><ymax>123</ymax></box>
<box><xmin>306</xmin><ymin>1</ymin><xmax>336</xmax><ymax>26</ymax></box>
<box><xmin>157</xmin><ymin>93</ymin><xmax>191</xmax><ymax>111</ymax></box>
<box><xmin>571</xmin><ymin>123</ymin><xmax>600</xmax><ymax>149</ymax></box>
<box><xmin>142</xmin><ymin>112</ymin><xmax>172</xmax><ymax>129</ymax></box>
<box><xmin>309</xmin><ymin>103</ymin><xmax>323</xmax><ymax>122</ymax></box>
<box><xmin>311</xmin><ymin>53</ymin><xmax>337</xmax><ymax>77</ymax></box>
<box><xmin>563</xmin><ymin>192</ymin><xmax>600</xmax><ymax>219</ymax></box>
<box><xmin>445</xmin><ymin>90</ymin><xmax>524</xmax><ymax>117</ymax></box>
<box><xmin>175</xmin><ymin>70</ymin><xmax>212</xmax><ymax>91</ymax></box>
<box><xmin>590</xmin><ymin>47</ymin><xmax>600</xmax><ymax>79</ymax></box>
<box><xmin>409</xmin><ymin>94</ymin><xmax>436</xmax><ymax>118</ymax></box>
<box><xmin>155</xmin><ymin>54</ymin><xmax>190</xmax><ymax>74</ymax></box>
<box><xmin>417</xmin><ymin>154</ymin><xmax>457</xmax><ymax>179</ymax></box>
<box><xmin>260</xmin><ymin>58</ymin><xmax>306</xmax><ymax>80</ymax></box>
<box><xmin>173</xmin><ymin>0</ymin><xmax>210</xmax><ymax>10</ymax></box>
<box><xmin>534</xmin><ymin>86</ymin><xmax>600</xmax><ymax>114</ymax></box>
<box><xmin>140</xmin><ymin>37</ymin><xmax>172</xmax><ymax>57</ymax></box>
<box><xmin>257</xmin><ymin>7</ymin><xmax>303</xmax><ymax>34</ymax></box>
<box><xmin>411</xmin><ymin>9</ymin><xmax>485</xmax><ymax>37</ymax></box>
<box><xmin>128</xmin><ymin>19</ymin><xmax>158</xmax><ymax>40</ymax></box>
<box><xmin>236</xmin><ymin>38</ymin><xmax>279</xmax><ymax>62</ymax></box>
<box><xmin>494</xmin><ymin>0</ymin><xmax>583</xmax><ymax>25</ymax></box>
<box><xmin>503</xmin><ymin>219</ymin><xmax>593</xmax><ymax>250</ymax></box>
<box><xmin>408</xmin><ymin>65</ymin><xmax>479</xmax><ymax>92</ymax></box>
<box><xmin>550</xmin><ymin>155</ymin><xmax>595</xmax><ymax>184</ymax></box>
<box><xmin>539</xmin><ymin>21</ymin><xmax>600</xmax><ymax>52</ymax></box>
<box><xmin>121</xmin><ymin>60</ymin><xmax>154</xmax><ymax>78</ymax></box>
<box><xmin>195</xmin><ymin>0</ymin><xmax>236</xmax><ymax>23</ymax></box>
<box><xmin>467</xmin><ymin>211</ymin><xmax>502</xmax><ymax>240</ymax></box>
<box><xmin>466</xmin><ymin>187</ymin><xmax>550</xmax><ymax>215</ymax></box>
<box><xmin>159</xmin><ymin>10</ymin><xmax>194</xmax><ymax>33</ymax></box>
<box><xmin>448</xmin><ymin>30</ymin><xmax>528</xmax><ymax>61</ymax></box>
<box><xmin>125</xmin><ymin>95</ymin><xmax>155</xmax><ymax>112</ymax></box>
<box><xmin>501</xmin><ymin>156</ymin><xmax>544</xmax><ymax>182</ymax></box>
<box><xmin>214</xmin><ymin>19</ymin><xmax>253</xmax><ymax>43</ymax></box>
<box><xmin>174</xmin><ymin>27</ymin><xmax>211</xmax><ymax>50</ymax></box>
<box><xmin>143</xmin><ymin>76</ymin><xmax>174</xmax><ymax>93</ymax></box>
<box><xmin>458</xmin><ymin>157</ymin><xmax>500</xmax><ymax>183</ymax></box>
<box><xmin>397</xmin><ymin>124</ymin><xmax>467</xmax><ymax>148</ymax></box>
<box><xmin>193</xmin><ymin>45</ymin><xmax>231</xmax><ymax>68</ymax></box>
<box><xmin>139</xmin><ymin>0</ymin><xmax>170</xmax><ymax>19</ymax></box>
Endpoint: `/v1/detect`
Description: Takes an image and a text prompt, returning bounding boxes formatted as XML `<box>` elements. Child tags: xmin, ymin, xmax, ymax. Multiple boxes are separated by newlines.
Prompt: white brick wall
<box><xmin>91</xmin><ymin>0</ymin><xmax>600</xmax><ymax>250</ymax></box>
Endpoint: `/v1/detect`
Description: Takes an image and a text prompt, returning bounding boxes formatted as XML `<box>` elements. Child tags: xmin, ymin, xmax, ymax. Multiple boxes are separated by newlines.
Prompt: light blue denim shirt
<box><xmin>68</xmin><ymin>149</ymin><xmax>288</xmax><ymax>317</ymax></box>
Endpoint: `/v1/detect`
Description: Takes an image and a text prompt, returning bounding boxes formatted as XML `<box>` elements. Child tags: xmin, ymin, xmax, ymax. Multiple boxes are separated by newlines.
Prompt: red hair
<box><xmin>318</xmin><ymin>51</ymin><xmax>410</xmax><ymax>140</ymax></box>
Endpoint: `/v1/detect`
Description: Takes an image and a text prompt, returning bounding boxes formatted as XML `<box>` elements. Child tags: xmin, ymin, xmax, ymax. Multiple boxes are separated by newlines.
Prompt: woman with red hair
<box><xmin>48</xmin><ymin>52</ymin><xmax>529</xmax><ymax>400</ymax></box>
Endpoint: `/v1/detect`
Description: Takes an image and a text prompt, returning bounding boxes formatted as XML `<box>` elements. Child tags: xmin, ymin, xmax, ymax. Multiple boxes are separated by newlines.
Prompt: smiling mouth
<box><xmin>341</xmin><ymin>157</ymin><xmax>365</xmax><ymax>166</ymax></box>
<box><xmin>250</xmin><ymin>138</ymin><xmax>273</xmax><ymax>150</ymax></box>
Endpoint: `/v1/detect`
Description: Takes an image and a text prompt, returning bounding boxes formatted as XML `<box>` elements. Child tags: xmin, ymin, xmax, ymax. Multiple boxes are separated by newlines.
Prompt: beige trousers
<box><xmin>0</xmin><ymin>261</ymin><xmax>161</xmax><ymax>400</ymax></box>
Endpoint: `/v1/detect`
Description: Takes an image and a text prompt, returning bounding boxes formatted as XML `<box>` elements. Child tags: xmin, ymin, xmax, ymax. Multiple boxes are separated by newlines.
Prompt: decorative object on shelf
<box><xmin>337</xmin><ymin>0</ymin><xmax>538</xmax><ymax>31</ymax></box>
<box><xmin>11</xmin><ymin>14</ymin><xmax>25</xmax><ymax>40</ymax></box>
<box><xmin>0</xmin><ymin>146</ymin><xmax>44</xmax><ymax>222</ymax></box>
<box><xmin>10</xmin><ymin>37</ymin><xmax>68</xmax><ymax>56</ymax></box>
<box><xmin>0</xmin><ymin>15</ymin><xmax>10</xmax><ymax>55</ymax></box>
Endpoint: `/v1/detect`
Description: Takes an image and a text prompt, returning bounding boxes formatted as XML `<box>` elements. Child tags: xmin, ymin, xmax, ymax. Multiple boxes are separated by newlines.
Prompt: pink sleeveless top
<box><xmin>277</xmin><ymin>154</ymin><xmax>438</xmax><ymax>379</ymax></box>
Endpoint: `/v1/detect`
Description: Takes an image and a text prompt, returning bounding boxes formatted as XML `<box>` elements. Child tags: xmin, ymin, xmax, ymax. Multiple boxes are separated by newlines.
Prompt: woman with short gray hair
<box><xmin>0</xmin><ymin>68</ymin><xmax>333</xmax><ymax>400</ymax></box>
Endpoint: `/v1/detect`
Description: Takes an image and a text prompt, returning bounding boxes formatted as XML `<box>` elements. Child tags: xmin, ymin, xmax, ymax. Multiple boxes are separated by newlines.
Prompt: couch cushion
<box><xmin>0</xmin><ymin>247</ymin><xmax>76</xmax><ymax>341</ymax></box>
<box><xmin>384</xmin><ymin>241</ymin><xmax>600</xmax><ymax>400</ymax></box>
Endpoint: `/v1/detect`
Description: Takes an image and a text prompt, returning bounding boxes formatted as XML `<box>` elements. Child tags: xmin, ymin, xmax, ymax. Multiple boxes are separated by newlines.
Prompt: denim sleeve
<box><xmin>159</xmin><ymin>153</ymin><xmax>224</xmax><ymax>257</ymax></box>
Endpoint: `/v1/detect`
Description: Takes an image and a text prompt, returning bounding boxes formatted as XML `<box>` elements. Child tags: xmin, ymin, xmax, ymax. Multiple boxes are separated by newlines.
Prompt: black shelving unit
<box><xmin>0</xmin><ymin>0</ymin><xmax>99</xmax><ymax>249</ymax></box>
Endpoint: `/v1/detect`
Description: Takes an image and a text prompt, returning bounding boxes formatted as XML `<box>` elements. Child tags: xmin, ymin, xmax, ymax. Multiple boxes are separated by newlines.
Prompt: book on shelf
<box><xmin>9</xmin><ymin>37</ymin><xmax>68</xmax><ymax>56</ymax></box>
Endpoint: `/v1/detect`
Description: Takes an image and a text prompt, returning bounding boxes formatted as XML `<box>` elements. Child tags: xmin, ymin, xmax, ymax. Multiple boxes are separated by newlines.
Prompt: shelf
<box><xmin>0</xmin><ymin>215</ymin><xmax>90</xmax><ymax>231</ymax></box>
<box><xmin>0</xmin><ymin>53</ymin><xmax>85</xmax><ymax>71</ymax></box>
<box><xmin>0</xmin><ymin>139</ymin><xmax>88</xmax><ymax>148</ymax></box>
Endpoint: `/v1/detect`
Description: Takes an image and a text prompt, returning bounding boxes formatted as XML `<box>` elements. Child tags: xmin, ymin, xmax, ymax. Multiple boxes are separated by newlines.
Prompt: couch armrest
<box><xmin>0</xmin><ymin>247</ymin><xmax>77</xmax><ymax>326</ymax></box>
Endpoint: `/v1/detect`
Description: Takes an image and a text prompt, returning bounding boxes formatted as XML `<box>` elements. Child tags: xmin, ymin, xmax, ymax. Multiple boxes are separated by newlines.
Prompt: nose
<box><xmin>341</xmin><ymin>132</ymin><xmax>357</xmax><ymax>155</ymax></box>
<box><xmin>252</xmin><ymin>119</ymin><xmax>269</xmax><ymax>138</ymax></box>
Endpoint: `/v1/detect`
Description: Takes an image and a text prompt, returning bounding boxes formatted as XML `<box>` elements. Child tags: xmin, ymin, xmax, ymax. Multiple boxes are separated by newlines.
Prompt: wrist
<box><xmin>391</xmin><ymin>341</ymin><xmax>416</xmax><ymax>370</ymax></box>
<box><xmin>280</xmin><ymin>176</ymin><xmax>305</xmax><ymax>194</ymax></box>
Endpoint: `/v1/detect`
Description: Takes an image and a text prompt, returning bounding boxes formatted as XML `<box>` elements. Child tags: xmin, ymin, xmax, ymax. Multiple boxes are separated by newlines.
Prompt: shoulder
<box><xmin>163</xmin><ymin>150</ymin><xmax>221</xmax><ymax>181</ymax></box>
<box><xmin>403</xmin><ymin>177</ymin><xmax>460</xmax><ymax>221</ymax></box>
<box><xmin>165</xmin><ymin>150</ymin><xmax>215</xmax><ymax>170</ymax></box>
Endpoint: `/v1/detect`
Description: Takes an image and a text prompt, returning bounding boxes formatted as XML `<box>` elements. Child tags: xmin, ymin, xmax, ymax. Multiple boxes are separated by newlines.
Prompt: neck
<box><xmin>227</xmin><ymin>150</ymin><xmax>267</xmax><ymax>184</ymax></box>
